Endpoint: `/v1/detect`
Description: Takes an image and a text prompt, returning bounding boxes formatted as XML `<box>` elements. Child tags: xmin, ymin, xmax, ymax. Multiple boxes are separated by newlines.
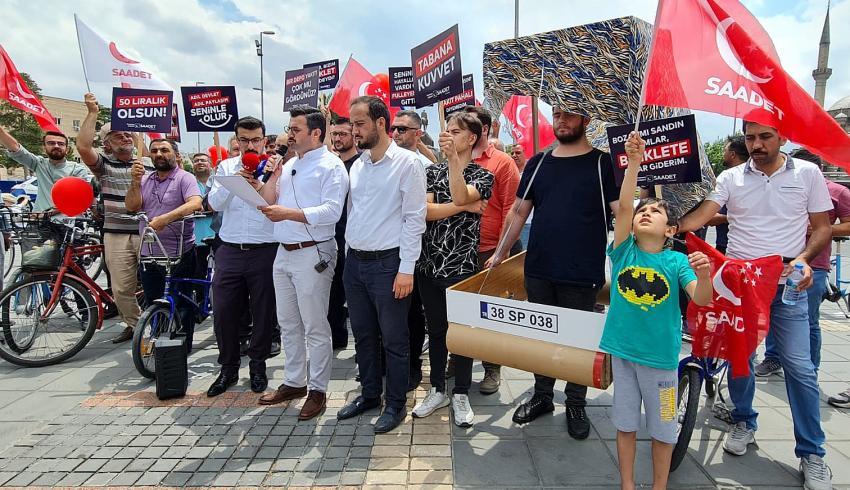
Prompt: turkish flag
<box><xmin>502</xmin><ymin>95</ymin><xmax>556</xmax><ymax>158</ymax></box>
<box><xmin>0</xmin><ymin>45</ymin><xmax>62</xmax><ymax>134</ymax></box>
<box><xmin>329</xmin><ymin>58</ymin><xmax>400</xmax><ymax>124</ymax></box>
<box><xmin>685</xmin><ymin>233</ymin><xmax>784</xmax><ymax>377</ymax></box>
<box><xmin>644</xmin><ymin>0</ymin><xmax>850</xmax><ymax>169</ymax></box>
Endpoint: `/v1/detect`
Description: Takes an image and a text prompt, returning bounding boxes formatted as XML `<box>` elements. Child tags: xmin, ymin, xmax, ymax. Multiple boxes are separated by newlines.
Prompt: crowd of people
<box><xmin>1</xmin><ymin>92</ymin><xmax>848</xmax><ymax>489</ymax></box>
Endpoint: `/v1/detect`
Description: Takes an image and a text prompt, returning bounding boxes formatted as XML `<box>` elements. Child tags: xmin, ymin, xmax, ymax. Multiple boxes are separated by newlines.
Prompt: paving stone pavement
<box><xmin>1</xmin><ymin>261</ymin><xmax>850</xmax><ymax>488</ymax></box>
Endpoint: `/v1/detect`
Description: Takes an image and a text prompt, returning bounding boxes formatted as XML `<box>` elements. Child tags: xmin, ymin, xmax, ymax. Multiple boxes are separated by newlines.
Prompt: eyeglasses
<box><xmin>237</xmin><ymin>137</ymin><xmax>265</xmax><ymax>145</ymax></box>
<box><xmin>284</xmin><ymin>126</ymin><xmax>303</xmax><ymax>135</ymax></box>
<box><xmin>331</xmin><ymin>131</ymin><xmax>352</xmax><ymax>138</ymax></box>
<box><xmin>44</xmin><ymin>141</ymin><xmax>67</xmax><ymax>148</ymax></box>
<box><xmin>391</xmin><ymin>126</ymin><xmax>417</xmax><ymax>134</ymax></box>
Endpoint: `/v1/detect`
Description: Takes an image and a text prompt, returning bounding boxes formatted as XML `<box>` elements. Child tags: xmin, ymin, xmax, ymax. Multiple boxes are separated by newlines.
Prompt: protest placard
<box><xmin>111</xmin><ymin>87</ymin><xmax>172</xmax><ymax>133</ymax></box>
<box><xmin>410</xmin><ymin>24</ymin><xmax>463</xmax><ymax>108</ymax></box>
<box><xmin>181</xmin><ymin>86</ymin><xmax>239</xmax><ymax>132</ymax></box>
<box><xmin>303</xmin><ymin>59</ymin><xmax>339</xmax><ymax>90</ymax></box>
<box><xmin>443</xmin><ymin>74</ymin><xmax>474</xmax><ymax>118</ymax></box>
<box><xmin>389</xmin><ymin>67</ymin><xmax>416</xmax><ymax>108</ymax></box>
<box><xmin>284</xmin><ymin>67</ymin><xmax>320</xmax><ymax>111</ymax></box>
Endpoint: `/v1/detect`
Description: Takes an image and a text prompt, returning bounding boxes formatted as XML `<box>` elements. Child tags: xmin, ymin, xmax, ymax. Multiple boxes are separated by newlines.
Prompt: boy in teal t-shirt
<box><xmin>602</xmin><ymin>132</ymin><xmax>713</xmax><ymax>490</ymax></box>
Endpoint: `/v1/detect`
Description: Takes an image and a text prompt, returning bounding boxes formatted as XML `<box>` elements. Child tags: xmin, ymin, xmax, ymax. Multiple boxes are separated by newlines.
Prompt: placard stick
<box><xmin>213</xmin><ymin>131</ymin><xmax>221</xmax><ymax>161</ymax></box>
<box><xmin>438</xmin><ymin>101</ymin><xmax>447</xmax><ymax>132</ymax></box>
<box><xmin>134</xmin><ymin>133</ymin><xmax>145</xmax><ymax>157</ymax></box>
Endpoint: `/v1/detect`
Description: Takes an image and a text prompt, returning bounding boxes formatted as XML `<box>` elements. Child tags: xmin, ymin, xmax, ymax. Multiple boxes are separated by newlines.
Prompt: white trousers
<box><xmin>272</xmin><ymin>240</ymin><xmax>337</xmax><ymax>392</ymax></box>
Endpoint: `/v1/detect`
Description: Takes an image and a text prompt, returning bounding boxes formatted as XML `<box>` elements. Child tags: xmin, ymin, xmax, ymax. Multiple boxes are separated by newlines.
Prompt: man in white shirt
<box><xmin>255</xmin><ymin>107</ymin><xmax>348</xmax><ymax>421</ymax></box>
<box><xmin>206</xmin><ymin>116</ymin><xmax>278</xmax><ymax>397</ymax></box>
<box><xmin>680</xmin><ymin>121</ymin><xmax>833</xmax><ymax>490</ymax></box>
<box><xmin>337</xmin><ymin>96</ymin><xmax>426</xmax><ymax>433</ymax></box>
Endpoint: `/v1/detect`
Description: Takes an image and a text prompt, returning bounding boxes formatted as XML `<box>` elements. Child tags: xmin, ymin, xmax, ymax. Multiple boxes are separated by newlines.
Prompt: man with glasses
<box><xmin>0</xmin><ymin>126</ymin><xmax>91</xmax><ymax>213</ymax></box>
<box><xmin>391</xmin><ymin>110</ymin><xmax>436</xmax><ymax>168</ymax></box>
<box><xmin>328</xmin><ymin>117</ymin><xmax>360</xmax><ymax>349</ymax></box>
<box><xmin>78</xmin><ymin>93</ymin><xmax>153</xmax><ymax>344</ymax></box>
<box><xmin>206</xmin><ymin>116</ymin><xmax>278</xmax><ymax>397</ymax></box>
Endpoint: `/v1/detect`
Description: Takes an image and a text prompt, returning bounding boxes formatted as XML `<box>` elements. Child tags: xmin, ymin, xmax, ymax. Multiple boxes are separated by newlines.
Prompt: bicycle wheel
<box><xmin>0</xmin><ymin>275</ymin><xmax>97</xmax><ymax>367</ymax></box>
<box><xmin>75</xmin><ymin>236</ymin><xmax>104</xmax><ymax>281</ymax></box>
<box><xmin>3</xmin><ymin>240</ymin><xmax>16</xmax><ymax>279</ymax></box>
<box><xmin>132</xmin><ymin>303</ymin><xmax>179</xmax><ymax>379</ymax></box>
<box><xmin>670</xmin><ymin>366</ymin><xmax>701</xmax><ymax>472</ymax></box>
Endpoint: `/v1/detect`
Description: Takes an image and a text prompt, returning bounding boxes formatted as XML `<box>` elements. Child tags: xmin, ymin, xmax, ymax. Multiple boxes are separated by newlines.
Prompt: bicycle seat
<box><xmin>201</xmin><ymin>237</ymin><xmax>217</xmax><ymax>247</ymax></box>
<box><xmin>834</xmin><ymin>237</ymin><xmax>849</xmax><ymax>243</ymax></box>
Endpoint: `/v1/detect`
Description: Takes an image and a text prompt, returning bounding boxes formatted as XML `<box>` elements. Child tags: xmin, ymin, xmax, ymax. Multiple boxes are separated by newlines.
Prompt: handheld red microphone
<box><xmin>259</xmin><ymin>153</ymin><xmax>269</xmax><ymax>161</ymax></box>
<box><xmin>241</xmin><ymin>152</ymin><xmax>260</xmax><ymax>172</ymax></box>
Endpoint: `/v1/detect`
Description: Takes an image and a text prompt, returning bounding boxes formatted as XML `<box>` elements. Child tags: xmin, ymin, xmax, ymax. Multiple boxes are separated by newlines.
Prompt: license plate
<box><xmin>479</xmin><ymin>301</ymin><xmax>558</xmax><ymax>333</ymax></box>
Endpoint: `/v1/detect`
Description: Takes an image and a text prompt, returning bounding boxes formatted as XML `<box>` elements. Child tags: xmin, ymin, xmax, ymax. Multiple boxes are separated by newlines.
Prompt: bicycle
<box><xmin>0</xmin><ymin>213</ymin><xmax>114</xmax><ymax>367</ymax></box>
<box><xmin>670</xmin><ymin>351</ymin><xmax>730</xmax><ymax>472</ymax></box>
<box><xmin>127</xmin><ymin>213</ymin><xmax>213</xmax><ymax>379</ymax></box>
<box><xmin>825</xmin><ymin>236</ymin><xmax>850</xmax><ymax>318</ymax></box>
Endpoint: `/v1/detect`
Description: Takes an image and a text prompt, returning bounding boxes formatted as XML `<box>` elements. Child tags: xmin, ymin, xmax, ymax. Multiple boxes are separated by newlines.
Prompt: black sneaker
<box><xmin>269</xmin><ymin>341</ymin><xmax>281</xmax><ymax>358</ymax></box>
<box><xmin>566</xmin><ymin>406</ymin><xmax>590</xmax><ymax>440</ymax></box>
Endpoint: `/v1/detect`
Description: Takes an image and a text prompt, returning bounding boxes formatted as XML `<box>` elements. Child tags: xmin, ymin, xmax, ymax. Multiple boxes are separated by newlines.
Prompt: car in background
<box><xmin>10</xmin><ymin>176</ymin><xmax>37</xmax><ymax>202</ymax></box>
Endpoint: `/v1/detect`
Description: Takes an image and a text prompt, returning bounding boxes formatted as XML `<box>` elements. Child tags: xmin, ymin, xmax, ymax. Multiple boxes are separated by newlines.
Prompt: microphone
<box><xmin>259</xmin><ymin>153</ymin><xmax>269</xmax><ymax>161</ymax></box>
<box><xmin>241</xmin><ymin>152</ymin><xmax>260</xmax><ymax>172</ymax></box>
<box><xmin>291</xmin><ymin>169</ymin><xmax>297</xmax><ymax>176</ymax></box>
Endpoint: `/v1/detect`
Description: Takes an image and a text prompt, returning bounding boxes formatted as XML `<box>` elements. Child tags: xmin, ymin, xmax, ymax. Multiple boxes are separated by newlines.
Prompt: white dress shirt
<box><xmin>274</xmin><ymin>146</ymin><xmax>349</xmax><ymax>244</ymax></box>
<box><xmin>415</xmin><ymin>150</ymin><xmax>433</xmax><ymax>169</ymax></box>
<box><xmin>707</xmin><ymin>155</ymin><xmax>832</xmax><ymax>261</ymax></box>
<box><xmin>346</xmin><ymin>141</ymin><xmax>426</xmax><ymax>274</ymax></box>
<box><xmin>208</xmin><ymin>155</ymin><xmax>276</xmax><ymax>244</ymax></box>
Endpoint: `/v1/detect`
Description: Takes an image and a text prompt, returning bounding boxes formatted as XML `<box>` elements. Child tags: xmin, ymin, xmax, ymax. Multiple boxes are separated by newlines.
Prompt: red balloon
<box><xmin>369</xmin><ymin>73</ymin><xmax>391</xmax><ymax>102</ymax></box>
<box><xmin>51</xmin><ymin>177</ymin><xmax>94</xmax><ymax>217</ymax></box>
<box><xmin>207</xmin><ymin>145</ymin><xmax>229</xmax><ymax>166</ymax></box>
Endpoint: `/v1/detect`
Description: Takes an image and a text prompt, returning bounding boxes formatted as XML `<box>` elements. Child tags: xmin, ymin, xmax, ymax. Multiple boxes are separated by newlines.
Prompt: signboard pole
<box><xmin>438</xmin><ymin>101</ymin><xmax>447</xmax><ymax>132</ymax></box>
<box><xmin>531</xmin><ymin>97</ymin><xmax>539</xmax><ymax>154</ymax></box>
<box><xmin>135</xmin><ymin>132</ymin><xmax>145</xmax><ymax>157</ymax></box>
<box><xmin>213</xmin><ymin>131</ymin><xmax>220</xmax><ymax>155</ymax></box>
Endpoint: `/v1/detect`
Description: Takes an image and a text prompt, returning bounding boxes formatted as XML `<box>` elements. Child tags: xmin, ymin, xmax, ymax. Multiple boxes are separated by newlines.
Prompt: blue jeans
<box><xmin>728</xmin><ymin>289</ymin><xmax>825</xmax><ymax>458</ymax></box>
<box><xmin>763</xmin><ymin>268</ymin><xmax>828</xmax><ymax>369</ymax></box>
<box><xmin>343</xmin><ymin>250</ymin><xmax>411</xmax><ymax>410</ymax></box>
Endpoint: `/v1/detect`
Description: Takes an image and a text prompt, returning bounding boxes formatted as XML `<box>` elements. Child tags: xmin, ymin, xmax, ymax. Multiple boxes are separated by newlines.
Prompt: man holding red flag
<box><xmin>680</xmin><ymin>120</ymin><xmax>833</xmax><ymax>489</ymax></box>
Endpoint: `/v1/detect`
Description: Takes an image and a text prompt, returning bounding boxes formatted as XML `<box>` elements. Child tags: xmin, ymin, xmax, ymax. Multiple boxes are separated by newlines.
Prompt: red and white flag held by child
<box><xmin>685</xmin><ymin>233</ymin><xmax>784</xmax><ymax>377</ymax></box>
<box><xmin>643</xmin><ymin>0</ymin><xmax>850</xmax><ymax>168</ymax></box>
<box><xmin>0</xmin><ymin>45</ymin><xmax>62</xmax><ymax>133</ymax></box>
<box><xmin>502</xmin><ymin>95</ymin><xmax>555</xmax><ymax>158</ymax></box>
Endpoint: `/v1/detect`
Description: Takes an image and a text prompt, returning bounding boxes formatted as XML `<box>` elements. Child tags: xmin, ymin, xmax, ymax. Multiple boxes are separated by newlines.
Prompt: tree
<box><xmin>703</xmin><ymin>136</ymin><xmax>726</xmax><ymax>177</ymax></box>
<box><xmin>0</xmin><ymin>72</ymin><xmax>46</xmax><ymax>170</ymax></box>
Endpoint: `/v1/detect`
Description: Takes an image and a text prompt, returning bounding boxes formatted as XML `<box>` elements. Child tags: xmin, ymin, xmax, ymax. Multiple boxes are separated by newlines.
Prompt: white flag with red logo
<box><xmin>685</xmin><ymin>233</ymin><xmax>784</xmax><ymax>377</ymax></box>
<box><xmin>0</xmin><ymin>45</ymin><xmax>61</xmax><ymax>133</ymax></box>
<box><xmin>502</xmin><ymin>95</ymin><xmax>555</xmax><ymax>158</ymax></box>
<box><xmin>74</xmin><ymin>14</ymin><xmax>170</xmax><ymax>91</ymax></box>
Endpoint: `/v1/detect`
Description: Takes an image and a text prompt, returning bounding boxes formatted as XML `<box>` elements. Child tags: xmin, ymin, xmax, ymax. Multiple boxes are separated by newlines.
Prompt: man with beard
<box><xmin>328</xmin><ymin>117</ymin><xmax>360</xmax><ymax>349</ymax></box>
<box><xmin>337</xmin><ymin>96</ymin><xmax>426</xmax><ymax>433</ymax></box>
<box><xmin>488</xmin><ymin>108</ymin><xmax>619</xmax><ymax>439</ymax></box>
<box><xmin>679</xmin><ymin>121</ymin><xmax>832</xmax><ymax>490</ymax></box>
<box><xmin>0</xmin><ymin>126</ymin><xmax>91</xmax><ymax>213</ymax></box>
<box><xmin>125</xmin><ymin>139</ymin><xmax>202</xmax><ymax>350</ymax></box>
<box><xmin>206</xmin><ymin>116</ymin><xmax>278</xmax><ymax>396</ymax></box>
<box><xmin>78</xmin><ymin>93</ymin><xmax>153</xmax><ymax>344</ymax></box>
<box><xmin>255</xmin><ymin>106</ymin><xmax>348</xmax><ymax>420</ymax></box>
<box><xmin>391</xmin><ymin>110</ymin><xmax>434</xmax><ymax>169</ymax></box>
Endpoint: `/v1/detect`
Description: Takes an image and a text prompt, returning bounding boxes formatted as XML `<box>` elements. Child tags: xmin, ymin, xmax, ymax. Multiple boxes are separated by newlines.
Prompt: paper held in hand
<box><xmin>215</xmin><ymin>175</ymin><xmax>268</xmax><ymax>208</ymax></box>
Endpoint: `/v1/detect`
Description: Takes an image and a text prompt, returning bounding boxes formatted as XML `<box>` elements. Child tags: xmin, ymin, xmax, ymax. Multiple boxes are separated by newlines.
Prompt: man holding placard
<box><xmin>77</xmin><ymin>93</ymin><xmax>153</xmax><ymax>344</ymax></box>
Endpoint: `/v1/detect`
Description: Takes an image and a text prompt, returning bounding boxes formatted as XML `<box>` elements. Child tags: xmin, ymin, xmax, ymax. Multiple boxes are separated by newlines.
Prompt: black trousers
<box><xmin>212</xmin><ymin>244</ymin><xmax>277</xmax><ymax>374</ymax></box>
<box><xmin>525</xmin><ymin>276</ymin><xmax>599</xmax><ymax>407</ymax></box>
<box><xmin>408</xmin><ymin>278</ymin><xmax>427</xmax><ymax>375</ymax></box>
<box><xmin>328</xmin><ymin>244</ymin><xmax>349</xmax><ymax>347</ymax></box>
<box><xmin>418</xmin><ymin>272</ymin><xmax>475</xmax><ymax>394</ymax></box>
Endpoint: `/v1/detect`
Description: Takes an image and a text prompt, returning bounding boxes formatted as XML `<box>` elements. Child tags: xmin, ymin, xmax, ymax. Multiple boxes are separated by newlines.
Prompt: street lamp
<box><xmin>256</xmin><ymin>31</ymin><xmax>275</xmax><ymax>122</ymax></box>
<box><xmin>194</xmin><ymin>81</ymin><xmax>205</xmax><ymax>153</ymax></box>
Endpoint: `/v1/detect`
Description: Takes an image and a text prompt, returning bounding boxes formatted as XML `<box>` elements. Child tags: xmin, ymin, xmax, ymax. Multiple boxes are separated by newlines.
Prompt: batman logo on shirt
<box><xmin>616</xmin><ymin>266</ymin><xmax>670</xmax><ymax>311</ymax></box>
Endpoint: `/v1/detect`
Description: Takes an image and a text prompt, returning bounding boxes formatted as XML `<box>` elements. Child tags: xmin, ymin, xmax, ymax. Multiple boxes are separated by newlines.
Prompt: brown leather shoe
<box><xmin>258</xmin><ymin>384</ymin><xmax>307</xmax><ymax>405</ymax></box>
<box><xmin>298</xmin><ymin>391</ymin><xmax>327</xmax><ymax>421</ymax></box>
<box><xmin>111</xmin><ymin>326</ymin><xmax>134</xmax><ymax>344</ymax></box>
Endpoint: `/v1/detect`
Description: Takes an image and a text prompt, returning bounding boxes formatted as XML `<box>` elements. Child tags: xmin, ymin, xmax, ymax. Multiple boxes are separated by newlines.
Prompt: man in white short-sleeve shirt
<box><xmin>680</xmin><ymin>121</ymin><xmax>833</xmax><ymax>489</ymax></box>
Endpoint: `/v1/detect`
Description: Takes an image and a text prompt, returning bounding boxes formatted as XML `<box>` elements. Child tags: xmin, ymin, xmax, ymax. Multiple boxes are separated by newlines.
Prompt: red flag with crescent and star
<box><xmin>502</xmin><ymin>95</ymin><xmax>555</xmax><ymax>159</ymax></box>
<box><xmin>328</xmin><ymin>58</ymin><xmax>398</xmax><ymax>123</ymax></box>
<box><xmin>685</xmin><ymin>233</ymin><xmax>784</xmax><ymax>377</ymax></box>
<box><xmin>644</xmin><ymin>0</ymin><xmax>850</xmax><ymax>169</ymax></box>
<box><xmin>0</xmin><ymin>45</ymin><xmax>62</xmax><ymax>133</ymax></box>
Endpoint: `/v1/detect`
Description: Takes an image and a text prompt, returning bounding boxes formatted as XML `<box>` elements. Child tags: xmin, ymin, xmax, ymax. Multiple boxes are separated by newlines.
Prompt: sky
<box><xmin>2</xmin><ymin>0</ymin><xmax>848</xmax><ymax>154</ymax></box>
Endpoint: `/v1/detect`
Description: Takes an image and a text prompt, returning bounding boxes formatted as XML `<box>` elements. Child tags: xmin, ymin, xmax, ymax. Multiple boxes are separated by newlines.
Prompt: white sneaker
<box><xmin>723</xmin><ymin>421</ymin><xmax>755</xmax><ymax>456</ymax></box>
<box><xmin>412</xmin><ymin>388</ymin><xmax>449</xmax><ymax>418</ymax></box>
<box><xmin>451</xmin><ymin>393</ymin><xmax>474</xmax><ymax>427</ymax></box>
<box><xmin>801</xmin><ymin>455</ymin><xmax>833</xmax><ymax>490</ymax></box>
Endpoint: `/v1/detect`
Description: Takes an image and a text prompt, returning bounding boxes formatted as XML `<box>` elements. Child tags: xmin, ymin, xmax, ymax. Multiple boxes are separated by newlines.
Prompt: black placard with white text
<box><xmin>606</xmin><ymin>114</ymin><xmax>701</xmax><ymax>186</ymax></box>
<box><xmin>390</xmin><ymin>67</ymin><xmax>416</xmax><ymax>108</ymax></box>
<box><xmin>180</xmin><ymin>86</ymin><xmax>239</xmax><ymax>132</ymax></box>
<box><xmin>443</xmin><ymin>74</ymin><xmax>475</xmax><ymax>118</ymax></box>
<box><xmin>111</xmin><ymin>87</ymin><xmax>173</xmax><ymax>133</ymax></box>
<box><xmin>410</xmin><ymin>24</ymin><xmax>463</xmax><ymax>108</ymax></box>
<box><xmin>283</xmin><ymin>67</ymin><xmax>320</xmax><ymax>111</ymax></box>
<box><xmin>303</xmin><ymin>59</ymin><xmax>339</xmax><ymax>90</ymax></box>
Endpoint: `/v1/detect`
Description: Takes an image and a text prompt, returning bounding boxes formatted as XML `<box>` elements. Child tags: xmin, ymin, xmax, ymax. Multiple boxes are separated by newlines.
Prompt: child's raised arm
<box><xmin>613</xmin><ymin>131</ymin><xmax>646</xmax><ymax>248</ymax></box>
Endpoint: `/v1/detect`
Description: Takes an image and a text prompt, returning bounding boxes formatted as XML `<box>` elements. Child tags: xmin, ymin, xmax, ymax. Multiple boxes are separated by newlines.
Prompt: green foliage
<box><xmin>0</xmin><ymin>73</ymin><xmax>46</xmax><ymax>171</ymax></box>
<box><xmin>704</xmin><ymin>137</ymin><xmax>726</xmax><ymax>177</ymax></box>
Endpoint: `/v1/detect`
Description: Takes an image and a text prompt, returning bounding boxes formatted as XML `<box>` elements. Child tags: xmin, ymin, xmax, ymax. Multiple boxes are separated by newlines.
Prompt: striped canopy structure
<box><xmin>483</xmin><ymin>16</ymin><xmax>716</xmax><ymax>217</ymax></box>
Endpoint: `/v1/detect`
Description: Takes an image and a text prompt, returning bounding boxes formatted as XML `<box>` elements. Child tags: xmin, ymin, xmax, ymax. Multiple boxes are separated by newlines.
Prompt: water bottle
<box><xmin>781</xmin><ymin>263</ymin><xmax>805</xmax><ymax>305</ymax></box>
